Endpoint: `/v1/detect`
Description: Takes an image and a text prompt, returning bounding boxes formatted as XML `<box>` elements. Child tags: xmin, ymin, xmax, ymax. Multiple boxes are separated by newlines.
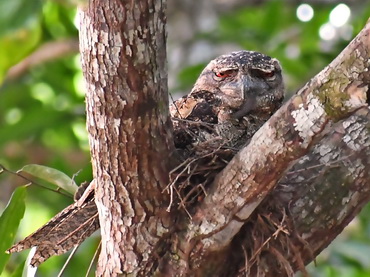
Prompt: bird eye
<box><xmin>215</xmin><ymin>72</ymin><xmax>226</xmax><ymax>78</ymax></box>
<box><xmin>261</xmin><ymin>71</ymin><xmax>275</xmax><ymax>78</ymax></box>
<box><xmin>251</xmin><ymin>69</ymin><xmax>276</xmax><ymax>81</ymax></box>
<box><xmin>214</xmin><ymin>69</ymin><xmax>236</xmax><ymax>79</ymax></box>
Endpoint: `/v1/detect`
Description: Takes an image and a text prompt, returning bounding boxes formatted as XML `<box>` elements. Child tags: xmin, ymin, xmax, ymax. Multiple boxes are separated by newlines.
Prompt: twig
<box><xmin>248</xmin><ymin>210</ymin><xmax>289</xmax><ymax>267</ymax></box>
<box><xmin>5</xmin><ymin>39</ymin><xmax>79</xmax><ymax>80</ymax></box>
<box><xmin>0</xmin><ymin>164</ymin><xmax>72</xmax><ymax>198</ymax></box>
<box><xmin>57</xmin><ymin>245</ymin><xmax>80</xmax><ymax>277</ymax></box>
<box><xmin>86</xmin><ymin>240</ymin><xmax>102</xmax><ymax>277</ymax></box>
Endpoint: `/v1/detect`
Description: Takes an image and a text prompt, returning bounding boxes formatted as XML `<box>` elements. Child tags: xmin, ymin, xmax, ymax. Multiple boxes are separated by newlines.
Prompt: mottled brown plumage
<box><xmin>171</xmin><ymin>50</ymin><xmax>284</xmax><ymax>151</ymax></box>
<box><xmin>170</xmin><ymin>50</ymin><xmax>285</xmax><ymax>208</ymax></box>
<box><xmin>7</xmin><ymin>50</ymin><xmax>284</xmax><ymax>266</ymax></box>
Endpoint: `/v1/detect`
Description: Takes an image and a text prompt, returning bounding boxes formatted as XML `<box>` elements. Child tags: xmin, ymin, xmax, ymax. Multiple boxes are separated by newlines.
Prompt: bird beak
<box><xmin>231</xmin><ymin>74</ymin><xmax>258</xmax><ymax>119</ymax></box>
<box><xmin>240</xmin><ymin>74</ymin><xmax>251</xmax><ymax>100</ymax></box>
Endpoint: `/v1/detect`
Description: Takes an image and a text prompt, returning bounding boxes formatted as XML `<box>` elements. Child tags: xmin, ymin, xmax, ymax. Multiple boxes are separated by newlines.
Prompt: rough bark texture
<box><xmin>79</xmin><ymin>1</ymin><xmax>175</xmax><ymax>275</ymax></box>
<box><xmin>224</xmin><ymin>107</ymin><xmax>370</xmax><ymax>277</ymax></box>
<box><xmin>6</xmin><ymin>8</ymin><xmax>370</xmax><ymax>277</ymax></box>
<box><xmin>78</xmin><ymin>2</ymin><xmax>370</xmax><ymax>276</ymax></box>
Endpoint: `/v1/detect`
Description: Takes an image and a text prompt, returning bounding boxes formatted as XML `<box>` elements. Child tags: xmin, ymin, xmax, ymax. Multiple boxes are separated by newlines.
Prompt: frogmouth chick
<box><xmin>170</xmin><ymin>50</ymin><xmax>284</xmax><ymax>150</ymax></box>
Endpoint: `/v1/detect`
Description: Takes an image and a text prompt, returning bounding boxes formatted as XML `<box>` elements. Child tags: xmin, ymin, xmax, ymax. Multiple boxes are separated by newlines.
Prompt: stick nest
<box><xmin>168</xmin><ymin>116</ymin><xmax>311</xmax><ymax>276</ymax></box>
<box><xmin>168</xmin><ymin>116</ymin><xmax>259</xmax><ymax>215</ymax></box>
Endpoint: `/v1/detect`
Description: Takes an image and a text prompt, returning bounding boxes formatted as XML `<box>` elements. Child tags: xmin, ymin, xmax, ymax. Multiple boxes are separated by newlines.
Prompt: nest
<box><xmin>168</xmin><ymin>139</ymin><xmax>236</xmax><ymax>216</ymax></box>
<box><xmin>167</xmin><ymin>115</ymin><xmax>311</xmax><ymax>276</ymax></box>
<box><xmin>167</xmin><ymin>116</ymin><xmax>255</xmax><ymax>216</ymax></box>
<box><xmin>221</xmin><ymin>195</ymin><xmax>311</xmax><ymax>277</ymax></box>
<box><xmin>167</xmin><ymin>92</ymin><xmax>280</xmax><ymax>216</ymax></box>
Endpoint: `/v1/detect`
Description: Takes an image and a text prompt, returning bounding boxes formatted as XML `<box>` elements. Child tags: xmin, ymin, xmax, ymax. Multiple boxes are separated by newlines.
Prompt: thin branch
<box><xmin>57</xmin><ymin>245</ymin><xmax>80</xmax><ymax>277</ymax></box>
<box><xmin>5</xmin><ymin>39</ymin><xmax>79</xmax><ymax>80</ymax></box>
<box><xmin>86</xmin><ymin>240</ymin><xmax>101</xmax><ymax>277</ymax></box>
<box><xmin>0</xmin><ymin>164</ymin><xmax>72</xmax><ymax>198</ymax></box>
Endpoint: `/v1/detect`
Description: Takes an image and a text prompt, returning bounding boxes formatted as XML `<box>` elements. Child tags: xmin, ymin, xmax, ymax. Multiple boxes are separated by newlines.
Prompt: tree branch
<box><xmin>230</xmin><ymin>107</ymin><xmax>370</xmax><ymax>276</ymax></box>
<box><xmin>5</xmin><ymin>39</ymin><xmax>79</xmax><ymax>80</ymax></box>
<box><xmin>175</xmin><ymin>19</ymin><xmax>370</xmax><ymax>274</ymax></box>
<box><xmin>7</xmin><ymin>5</ymin><xmax>370</xmax><ymax>276</ymax></box>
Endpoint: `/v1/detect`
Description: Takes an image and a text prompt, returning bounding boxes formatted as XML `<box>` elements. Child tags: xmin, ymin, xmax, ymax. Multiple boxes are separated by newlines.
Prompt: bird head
<box><xmin>190</xmin><ymin>50</ymin><xmax>284</xmax><ymax>121</ymax></box>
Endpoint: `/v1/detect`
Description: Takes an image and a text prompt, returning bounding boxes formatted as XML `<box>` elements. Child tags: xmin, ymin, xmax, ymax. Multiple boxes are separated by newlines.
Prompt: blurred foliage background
<box><xmin>0</xmin><ymin>0</ymin><xmax>369</xmax><ymax>276</ymax></box>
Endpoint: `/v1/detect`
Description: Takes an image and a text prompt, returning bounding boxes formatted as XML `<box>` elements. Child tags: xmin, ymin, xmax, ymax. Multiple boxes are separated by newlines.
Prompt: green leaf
<box><xmin>334</xmin><ymin>241</ymin><xmax>370</xmax><ymax>269</ymax></box>
<box><xmin>0</xmin><ymin>186</ymin><xmax>27</xmax><ymax>274</ymax></box>
<box><xmin>20</xmin><ymin>164</ymin><xmax>77</xmax><ymax>195</ymax></box>
<box><xmin>10</xmin><ymin>260</ymin><xmax>25</xmax><ymax>277</ymax></box>
<box><xmin>0</xmin><ymin>23</ymin><xmax>41</xmax><ymax>83</ymax></box>
<box><xmin>0</xmin><ymin>0</ymin><xmax>42</xmax><ymax>36</ymax></box>
<box><xmin>0</xmin><ymin>0</ymin><xmax>43</xmax><ymax>82</ymax></box>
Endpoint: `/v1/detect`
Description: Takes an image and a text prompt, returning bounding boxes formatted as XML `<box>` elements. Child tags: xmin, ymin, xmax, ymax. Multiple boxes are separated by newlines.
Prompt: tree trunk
<box><xmin>79</xmin><ymin>0</ymin><xmax>370</xmax><ymax>275</ymax></box>
<box><xmin>79</xmin><ymin>0</ymin><xmax>175</xmax><ymax>275</ymax></box>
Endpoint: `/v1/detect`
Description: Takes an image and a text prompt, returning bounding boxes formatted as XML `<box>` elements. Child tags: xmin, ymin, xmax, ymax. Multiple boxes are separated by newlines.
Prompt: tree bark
<box><xmin>79</xmin><ymin>0</ymin><xmax>175</xmax><ymax>275</ymax></box>
<box><xmin>225</xmin><ymin>107</ymin><xmax>370</xmax><ymax>277</ymax></box>
<box><xmin>152</xmin><ymin>20</ymin><xmax>370</xmax><ymax>277</ymax></box>
<box><xmin>79</xmin><ymin>0</ymin><xmax>370</xmax><ymax>275</ymax></box>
